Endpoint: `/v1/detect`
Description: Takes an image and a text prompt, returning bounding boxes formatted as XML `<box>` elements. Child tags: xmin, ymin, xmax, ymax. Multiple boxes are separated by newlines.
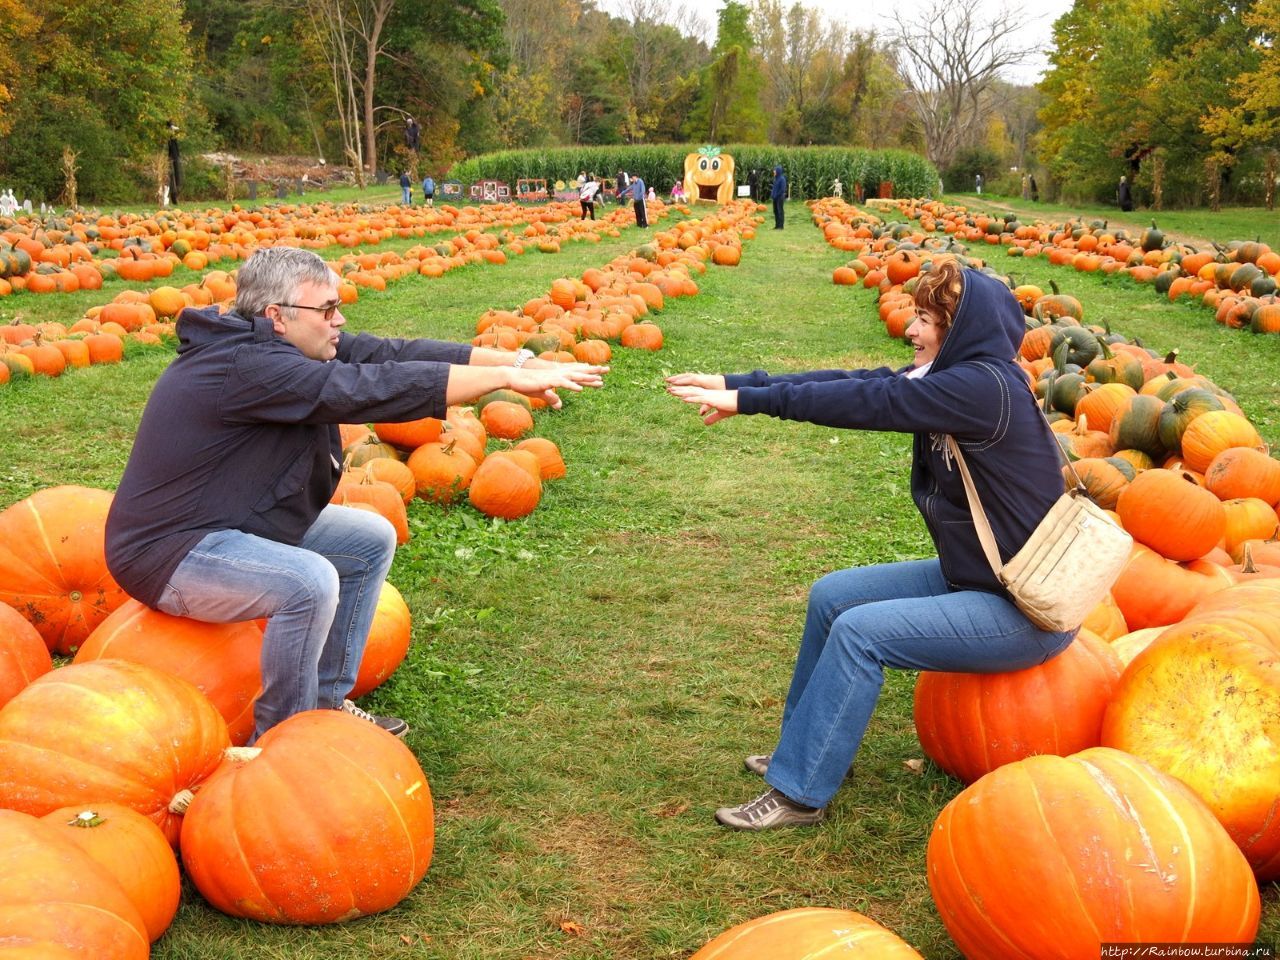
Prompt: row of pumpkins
<box><xmin>811</xmin><ymin>195</ymin><xmax>1279</xmax><ymax>953</ymax></box>
<box><xmin>0</xmin><ymin>202</ymin><xmax>763</xmax><ymax>958</ymax></box>
<box><xmin>890</xmin><ymin>198</ymin><xmax>1280</xmax><ymax>335</ymax></box>
<box><xmin>0</xmin><ymin>197</ymin><xmax>618</xmax><ymax>287</ymax></box>
<box><xmin>0</xmin><ymin>201</ymin><xmax>673</xmax><ymax>385</ymax></box>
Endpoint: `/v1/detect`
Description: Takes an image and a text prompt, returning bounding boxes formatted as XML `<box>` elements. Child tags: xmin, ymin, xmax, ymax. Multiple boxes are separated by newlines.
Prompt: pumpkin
<box><xmin>1204</xmin><ymin>446</ymin><xmax>1280</xmax><ymax>506</ymax></box>
<box><xmin>620</xmin><ymin>321</ymin><xmax>663</xmax><ymax>350</ymax></box>
<box><xmin>41</xmin><ymin>803</ymin><xmax>181</xmax><ymax>942</ymax></box>
<box><xmin>0</xmin><ymin>600</ymin><xmax>52</xmax><ymax>708</ymax></box>
<box><xmin>1072</xmin><ymin>382</ymin><xmax>1134</xmax><ymax>436</ymax></box>
<box><xmin>346</xmin><ymin>456</ymin><xmax>415</xmax><ymax>505</ymax></box>
<box><xmin>468</xmin><ymin>452</ymin><xmax>542</xmax><ymax>519</ymax></box>
<box><xmin>179</xmin><ymin>709</ymin><xmax>435</xmax><ymax>923</ymax></box>
<box><xmin>927</xmin><ymin>748</ymin><xmax>1260</xmax><ymax>956</ymax></box>
<box><xmin>1080</xmin><ymin>591</ymin><xmax>1128</xmax><ymax>640</ymax></box>
<box><xmin>1179</xmin><ymin>410</ymin><xmax>1267</xmax><ymax>474</ymax></box>
<box><xmin>1220</xmin><ymin>497</ymin><xmax>1280</xmax><ymax>560</ymax></box>
<box><xmin>406</xmin><ymin>439</ymin><xmax>477</xmax><ymax>503</ymax></box>
<box><xmin>1106</xmin><ymin>393</ymin><xmax>1166</xmax><ymax>460</ymax></box>
<box><xmin>372</xmin><ymin>416</ymin><xmax>442</xmax><ymax>451</ymax></box>
<box><xmin>0</xmin><ymin>485</ymin><xmax>128</xmax><ymax>654</ymax></box>
<box><xmin>1102</xmin><ymin>585</ymin><xmax>1280</xmax><ymax>878</ymax></box>
<box><xmin>1115</xmin><ymin>468</ymin><xmax>1225</xmax><ymax>561</ymax></box>
<box><xmin>349</xmin><ymin>582</ymin><xmax>411</xmax><ymax>699</ymax></box>
<box><xmin>343</xmin><ymin>434</ymin><xmax>402</xmax><ymax>467</ymax></box>
<box><xmin>1065</xmin><ymin>457</ymin><xmax>1134</xmax><ymax>510</ymax></box>
<box><xmin>479</xmin><ymin>399</ymin><xmax>535</xmax><ymax>441</ymax></box>
<box><xmin>0</xmin><ymin>810</ymin><xmax>149</xmax><ymax>959</ymax></box>
<box><xmin>514</xmin><ymin>437</ymin><xmax>566</xmax><ymax>480</ymax></box>
<box><xmin>689</xmin><ymin>907</ymin><xmax>923</xmax><ymax>958</ymax></box>
<box><xmin>913</xmin><ymin>631</ymin><xmax>1122</xmax><ymax>784</ymax></box>
<box><xmin>1109</xmin><ymin>626</ymin><xmax>1166</xmax><ymax>666</ymax></box>
<box><xmin>0</xmin><ymin>660</ymin><xmax>231</xmax><ymax>845</ymax></box>
<box><xmin>336</xmin><ymin>474</ymin><xmax>409</xmax><ymax>544</ymax></box>
<box><xmin>84</xmin><ymin>331</ymin><xmax>124</xmax><ymax>365</ymax></box>
<box><xmin>73</xmin><ymin>600</ymin><xmax>264</xmax><ymax>746</ymax></box>
<box><xmin>1109</xmin><ymin>543</ymin><xmax>1233</xmax><ymax>629</ymax></box>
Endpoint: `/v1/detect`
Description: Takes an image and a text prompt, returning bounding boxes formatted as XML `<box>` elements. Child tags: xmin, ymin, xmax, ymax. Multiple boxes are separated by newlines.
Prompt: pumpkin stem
<box><xmin>67</xmin><ymin>810</ymin><xmax>106</xmax><ymax>828</ymax></box>
<box><xmin>224</xmin><ymin>746</ymin><xmax>262</xmax><ymax>763</ymax></box>
<box><xmin>1240</xmin><ymin>542</ymin><xmax>1258</xmax><ymax>575</ymax></box>
<box><xmin>169</xmin><ymin>789</ymin><xmax>196</xmax><ymax>815</ymax></box>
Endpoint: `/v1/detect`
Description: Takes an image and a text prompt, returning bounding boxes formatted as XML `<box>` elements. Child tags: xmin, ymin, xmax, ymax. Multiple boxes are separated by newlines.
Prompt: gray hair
<box><xmin>234</xmin><ymin>247</ymin><xmax>337</xmax><ymax>319</ymax></box>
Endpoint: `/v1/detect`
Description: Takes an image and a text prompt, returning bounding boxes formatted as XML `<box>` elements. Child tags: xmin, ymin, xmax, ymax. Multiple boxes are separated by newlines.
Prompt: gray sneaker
<box><xmin>715</xmin><ymin>788</ymin><xmax>825</xmax><ymax>830</ymax></box>
<box><xmin>744</xmin><ymin>754</ymin><xmax>771</xmax><ymax>777</ymax></box>
<box><xmin>341</xmin><ymin>699</ymin><xmax>409</xmax><ymax>739</ymax></box>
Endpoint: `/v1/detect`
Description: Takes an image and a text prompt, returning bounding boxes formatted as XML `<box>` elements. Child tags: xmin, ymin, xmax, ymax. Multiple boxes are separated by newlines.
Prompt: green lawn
<box><xmin>0</xmin><ymin>200</ymin><xmax>1275</xmax><ymax>958</ymax></box>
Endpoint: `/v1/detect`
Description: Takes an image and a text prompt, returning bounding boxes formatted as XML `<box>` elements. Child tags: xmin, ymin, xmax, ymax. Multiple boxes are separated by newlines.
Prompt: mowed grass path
<box><xmin>0</xmin><ymin>200</ymin><xmax>1275</xmax><ymax>957</ymax></box>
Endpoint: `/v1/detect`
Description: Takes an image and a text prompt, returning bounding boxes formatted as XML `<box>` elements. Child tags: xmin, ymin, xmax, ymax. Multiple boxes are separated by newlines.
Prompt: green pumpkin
<box><xmin>1140</xmin><ymin>220</ymin><xmax>1164</xmax><ymax>252</ymax></box>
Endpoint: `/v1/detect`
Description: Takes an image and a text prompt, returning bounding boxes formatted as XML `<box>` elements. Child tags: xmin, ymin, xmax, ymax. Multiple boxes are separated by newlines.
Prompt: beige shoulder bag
<box><xmin>946</xmin><ymin>436</ymin><xmax>1133</xmax><ymax>633</ymax></box>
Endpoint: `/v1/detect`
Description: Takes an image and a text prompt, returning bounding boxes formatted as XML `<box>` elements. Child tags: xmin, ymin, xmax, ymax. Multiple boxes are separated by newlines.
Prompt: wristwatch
<box><xmin>512</xmin><ymin>348</ymin><xmax>535</xmax><ymax>368</ymax></box>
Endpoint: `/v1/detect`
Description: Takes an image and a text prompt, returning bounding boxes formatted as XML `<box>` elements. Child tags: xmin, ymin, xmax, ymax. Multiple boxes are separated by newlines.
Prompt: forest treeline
<box><xmin>0</xmin><ymin>0</ymin><xmax>1277</xmax><ymax>208</ymax></box>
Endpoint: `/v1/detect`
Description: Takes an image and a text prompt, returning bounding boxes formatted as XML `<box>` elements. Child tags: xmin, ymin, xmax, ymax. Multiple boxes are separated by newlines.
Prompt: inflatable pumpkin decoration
<box><xmin>684</xmin><ymin>145</ymin><xmax>735</xmax><ymax>203</ymax></box>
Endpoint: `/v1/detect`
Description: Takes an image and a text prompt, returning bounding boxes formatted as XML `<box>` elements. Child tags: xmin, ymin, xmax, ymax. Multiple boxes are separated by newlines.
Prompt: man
<box><xmin>422</xmin><ymin>174</ymin><xmax>435</xmax><ymax>207</ymax></box>
<box><xmin>399</xmin><ymin>170</ymin><xmax>412</xmax><ymax>206</ymax></box>
<box><xmin>1117</xmin><ymin>175</ymin><xmax>1133</xmax><ymax>212</ymax></box>
<box><xmin>105</xmin><ymin>247</ymin><xmax>603</xmax><ymax>743</ymax></box>
<box><xmin>771</xmin><ymin>165</ymin><xmax>787</xmax><ymax>229</ymax></box>
<box><xmin>630</xmin><ymin>173</ymin><xmax>648</xmax><ymax>228</ymax></box>
<box><xmin>405</xmin><ymin>117</ymin><xmax>421</xmax><ymax>152</ymax></box>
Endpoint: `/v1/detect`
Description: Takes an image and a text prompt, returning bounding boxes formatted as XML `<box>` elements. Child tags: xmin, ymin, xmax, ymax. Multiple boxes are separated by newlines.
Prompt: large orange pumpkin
<box><xmin>0</xmin><ymin>485</ymin><xmax>128</xmax><ymax>654</ymax></box>
<box><xmin>0</xmin><ymin>600</ymin><xmax>52</xmax><ymax>708</ymax></box>
<box><xmin>0</xmin><ymin>809</ymin><xmax>149</xmax><ymax>959</ymax></box>
<box><xmin>927</xmin><ymin>748</ymin><xmax>1260</xmax><ymax>957</ymax></box>
<box><xmin>1115</xmin><ymin>468</ymin><xmax>1225</xmax><ymax>561</ymax></box>
<box><xmin>1102</xmin><ymin>585</ymin><xmax>1280</xmax><ymax>879</ymax></box>
<box><xmin>41</xmin><ymin>803</ymin><xmax>181</xmax><ymax>942</ymax></box>
<box><xmin>73</xmin><ymin>600</ymin><xmax>264</xmax><ymax>746</ymax></box>
<box><xmin>913</xmin><ymin>631</ymin><xmax>1122</xmax><ymax>784</ymax></box>
<box><xmin>1204</xmin><ymin>446</ymin><xmax>1280</xmax><ymax>505</ymax></box>
<box><xmin>1109</xmin><ymin>543</ymin><xmax>1234</xmax><ymax>629</ymax></box>
<box><xmin>349</xmin><ymin>582</ymin><xmax>411</xmax><ymax>698</ymax></box>
<box><xmin>689</xmin><ymin>907</ymin><xmax>923</xmax><ymax>958</ymax></box>
<box><xmin>468</xmin><ymin>454</ymin><xmax>542</xmax><ymax>519</ymax></box>
<box><xmin>0</xmin><ymin>660</ymin><xmax>231</xmax><ymax>845</ymax></box>
<box><xmin>406</xmin><ymin>439</ymin><xmax>477</xmax><ymax>503</ymax></box>
<box><xmin>180</xmin><ymin>709</ymin><xmax>434</xmax><ymax>923</ymax></box>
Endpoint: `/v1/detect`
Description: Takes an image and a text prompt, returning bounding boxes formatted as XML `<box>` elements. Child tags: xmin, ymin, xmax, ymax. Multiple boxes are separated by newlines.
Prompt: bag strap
<box><xmin>946</xmin><ymin>437</ymin><xmax>1005</xmax><ymax>578</ymax></box>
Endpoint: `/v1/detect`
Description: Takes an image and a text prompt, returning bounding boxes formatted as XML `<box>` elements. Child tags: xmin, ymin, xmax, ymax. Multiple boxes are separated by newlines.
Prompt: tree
<box><xmin>686</xmin><ymin>1</ymin><xmax>767</xmax><ymax>143</ymax></box>
<box><xmin>0</xmin><ymin>2</ymin><xmax>40</xmax><ymax>138</ymax></box>
<box><xmin>752</xmin><ymin>0</ymin><xmax>844</xmax><ymax>143</ymax></box>
<box><xmin>890</xmin><ymin>0</ymin><xmax>1032</xmax><ymax>173</ymax></box>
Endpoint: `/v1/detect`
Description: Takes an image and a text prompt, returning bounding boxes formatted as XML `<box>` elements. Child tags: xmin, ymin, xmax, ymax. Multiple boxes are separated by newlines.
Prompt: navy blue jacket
<box><xmin>727</xmin><ymin>269</ymin><xmax>1061</xmax><ymax>597</ymax></box>
<box><xmin>106</xmin><ymin>305</ymin><xmax>471</xmax><ymax>607</ymax></box>
<box><xmin>770</xmin><ymin>167</ymin><xmax>787</xmax><ymax>200</ymax></box>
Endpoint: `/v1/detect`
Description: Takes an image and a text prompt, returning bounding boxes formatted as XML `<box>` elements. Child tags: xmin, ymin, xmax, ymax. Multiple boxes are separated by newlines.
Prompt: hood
<box><xmin>174</xmin><ymin>305</ymin><xmax>265</xmax><ymax>356</ymax></box>
<box><xmin>930</xmin><ymin>268</ymin><xmax>1024</xmax><ymax>374</ymax></box>
<box><xmin>773</xmin><ymin>165</ymin><xmax>783</xmax><ymax>175</ymax></box>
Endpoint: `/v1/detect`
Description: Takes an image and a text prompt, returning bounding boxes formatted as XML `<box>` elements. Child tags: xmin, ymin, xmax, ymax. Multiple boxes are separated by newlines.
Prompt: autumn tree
<box><xmin>890</xmin><ymin>0</ymin><xmax>1032</xmax><ymax>174</ymax></box>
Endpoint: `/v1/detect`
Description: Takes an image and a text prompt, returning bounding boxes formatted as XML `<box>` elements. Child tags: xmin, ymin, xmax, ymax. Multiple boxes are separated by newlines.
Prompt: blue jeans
<box><xmin>764</xmin><ymin>558</ymin><xmax>1075</xmax><ymax>808</ymax></box>
<box><xmin>402</xmin><ymin>186</ymin><xmax>412</xmax><ymax>204</ymax></box>
<box><xmin>155</xmin><ymin>505</ymin><xmax>397</xmax><ymax>742</ymax></box>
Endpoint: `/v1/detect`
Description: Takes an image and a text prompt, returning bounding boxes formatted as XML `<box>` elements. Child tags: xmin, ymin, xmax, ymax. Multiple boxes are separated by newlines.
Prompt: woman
<box><xmin>666</xmin><ymin>259</ymin><xmax>1075</xmax><ymax>830</ymax></box>
<box><xmin>579</xmin><ymin>173</ymin><xmax>600</xmax><ymax>221</ymax></box>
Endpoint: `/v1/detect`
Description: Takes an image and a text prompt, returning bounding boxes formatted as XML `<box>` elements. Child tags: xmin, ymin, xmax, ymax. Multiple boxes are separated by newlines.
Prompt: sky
<box><xmin>598</xmin><ymin>0</ymin><xmax>1076</xmax><ymax>86</ymax></box>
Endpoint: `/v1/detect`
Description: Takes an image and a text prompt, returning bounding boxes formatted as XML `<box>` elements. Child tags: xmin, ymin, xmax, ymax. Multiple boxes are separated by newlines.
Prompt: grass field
<box><xmin>0</xmin><ymin>199</ymin><xmax>1276</xmax><ymax>957</ymax></box>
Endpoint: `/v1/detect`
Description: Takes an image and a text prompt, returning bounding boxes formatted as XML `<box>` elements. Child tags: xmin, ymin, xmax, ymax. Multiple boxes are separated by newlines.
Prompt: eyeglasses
<box><xmin>277</xmin><ymin>302</ymin><xmax>340</xmax><ymax>321</ymax></box>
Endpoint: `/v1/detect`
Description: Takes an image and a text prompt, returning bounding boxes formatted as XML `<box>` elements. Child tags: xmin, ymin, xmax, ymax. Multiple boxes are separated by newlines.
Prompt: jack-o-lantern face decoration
<box><xmin>683</xmin><ymin>147</ymin><xmax>735</xmax><ymax>204</ymax></box>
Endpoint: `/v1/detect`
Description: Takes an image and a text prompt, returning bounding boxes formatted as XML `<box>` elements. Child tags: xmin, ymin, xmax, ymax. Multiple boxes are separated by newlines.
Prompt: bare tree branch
<box><xmin>890</xmin><ymin>0</ymin><xmax>1035</xmax><ymax>171</ymax></box>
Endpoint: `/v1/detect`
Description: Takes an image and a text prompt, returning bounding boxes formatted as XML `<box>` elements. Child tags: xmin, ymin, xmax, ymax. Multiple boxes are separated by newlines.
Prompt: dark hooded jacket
<box><xmin>105</xmin><ymin>305</ymin><xmax>471</xmax><ymax>607</ymax></box>
<box><xmin>770</xmin><ymin>166</ymin><xmax>787</xmax><ymax>201</ymax></box>
<box><xmin>727</xmin><ymin>269</ymin><xmax>1061</xmax><ymax>597</ymax></box>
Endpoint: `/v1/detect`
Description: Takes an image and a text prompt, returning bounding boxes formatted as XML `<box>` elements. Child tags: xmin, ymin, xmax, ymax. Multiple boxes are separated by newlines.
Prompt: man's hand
<box><xmin>667</xmin><ymin>385</ymin><xmax>738</xmax><ymax>425</ymax></box>
<box><xmin>665</xmin><ymin>372</ymin><xmax>726</xmax><ymax>390</ymax></box>
<box><xmin>523</xmin><ymin>356</ymin><xmax>609</xmax><ymax>376</ymax></box>
<box><xmin>507</xmin><ymin>367</ymin><xmax>604</xmax><ymax>410</ymax></box>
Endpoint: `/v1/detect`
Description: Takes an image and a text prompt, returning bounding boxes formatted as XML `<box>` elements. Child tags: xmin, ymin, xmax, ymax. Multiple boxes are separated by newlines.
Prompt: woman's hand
<box><xmin>665</xmin><ymin>372</ymin><xmax>726</xmax><ymax>390</ymax></box>
<box><xmin>508</xmin><ymin>367</ymin><xmax>604</xmax><ymax>409</ymax></box>
<box><xmin>667</xmin><ymin>385</ymin><xmax>738</xmax><ymax>425</ymax></box>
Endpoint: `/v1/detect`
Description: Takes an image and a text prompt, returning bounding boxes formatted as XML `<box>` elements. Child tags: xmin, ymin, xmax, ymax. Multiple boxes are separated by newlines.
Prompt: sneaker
<box><xmin>341</xmin><ymin>699</ymin><xmax>409</xmax><ymax>739</ymax></box>
<box><xmin>714</xmin><ymin>788</ymin><xmax>825</xmax><ymax>830</ymax></box>
<box><xmin>744</xmin><ymin>754</ymin><xmax>771</xmax><ymax>777</ymax></box>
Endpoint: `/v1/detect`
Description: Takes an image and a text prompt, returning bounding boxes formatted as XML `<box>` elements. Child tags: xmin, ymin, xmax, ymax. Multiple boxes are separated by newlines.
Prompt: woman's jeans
<box><xmin>155</xmin><ymin>506</ymin><xmax>397</xmax><ymax>742</ymax></box>
<box><xmin>401</xmin><ymin>186</ymin><xmax>412</xmax><ymax>204</ymax></box>
<box><xmin>765</xmin><ymin>558</ymin><xmax>1075</xmax><ymax>808</ymax></box>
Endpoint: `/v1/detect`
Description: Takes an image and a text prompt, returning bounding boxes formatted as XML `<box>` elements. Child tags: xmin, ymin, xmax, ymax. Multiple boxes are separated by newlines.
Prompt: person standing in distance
<box><xmin>771</xmin><ymin>164</ymin><xmax>787</xmax><ymax>229</ymax></box>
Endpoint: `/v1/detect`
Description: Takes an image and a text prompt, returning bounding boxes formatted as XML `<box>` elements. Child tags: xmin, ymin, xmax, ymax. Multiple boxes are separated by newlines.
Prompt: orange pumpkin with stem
<box><xmin>690</xmin><ymin>907</ymin><xmax>922</xmax><ymax>958</ymax></box>
<box><xmin>406</xmin><ymin>439</ymin><xmax>477</xmax><ymax>503</ymax></box>
<box><xmin>41</xmin><ymin>803</ymin><xmax>181</xmax><ymax>942</ymax></box>
<box><xmin>0</xmin><ymin>809</ymin><xmax>150</xmax><ymax>959</ymax></box>
<box><xmin>468</xmin><ymin>453</ymin><xmax>541</xmax><ymax>519</ymax></box>
<box><xmin>1116</xmin><ymin>468</ymin><xmax>1226</xmax><ymax>561</ymax></box>
<box><xmin>179</xmin><ymin>709</ymin><xmax>435</xmax><ymax>923</ymax></box>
